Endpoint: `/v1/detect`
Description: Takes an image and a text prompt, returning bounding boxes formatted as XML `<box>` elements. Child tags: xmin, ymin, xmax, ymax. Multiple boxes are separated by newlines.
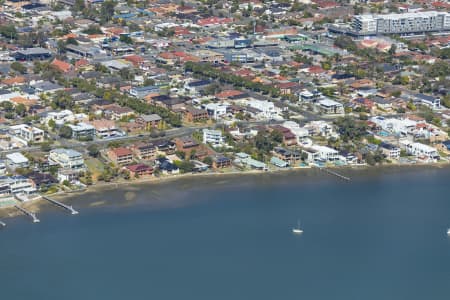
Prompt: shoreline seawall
<box><xmin>1</xmin><ymin>162</ymin><xmax>449</xmax><ymax>221</ymax></box>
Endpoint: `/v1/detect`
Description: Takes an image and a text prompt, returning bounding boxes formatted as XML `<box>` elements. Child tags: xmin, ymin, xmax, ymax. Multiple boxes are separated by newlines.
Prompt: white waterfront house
<box><xmin>370</xmin><ymin>116</ymin><xmax>417</xmax><ymax>136</ymax></box>
<box><xmin>0</xmin><ymin>176</ymin><xmax>36</xmax><ymax>195</ymax></box>
<box><xmin>380</xmin><ymin>142</ymin><xmax>401</xmax><ymax>159</ymax></box>
<box><xmin>400</xmin><ymin>140</ymin><xmax>440</xmax><ymax>160</ymax></box>
<box><xmin>310</xmin><ymin>145</ymin><xmax>339</xmax><ymax>161</ymax></box>
<box><xmin>49</xmin><ymin>148</ymin><xmax>85</xmax><ymax>171</ymax></box>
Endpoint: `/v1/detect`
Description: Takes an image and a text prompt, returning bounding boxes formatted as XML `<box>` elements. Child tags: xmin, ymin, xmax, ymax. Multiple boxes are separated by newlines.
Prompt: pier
<box><xmin>0</xmin><ymin>220</ymin><xmax>5</xmax><ymax>227</ymax></box>
<box><xmin>323</xmin><ymin>168</ymin><xmax>350</xmax><ymax>181</ymax></box>
<box><xmin>15</xmin><ymin>205</ymin><xmax>40</xmax><ymax>223</ymax></box>
<box><xmin>41</xmin><ymin>196</ymin><xmax>79</xmax><ymax>215</ymax></box>
<box><xmin>315</xmin><ymin>166</ymin><xmax>351</xmax><ymax>181</ymax></box>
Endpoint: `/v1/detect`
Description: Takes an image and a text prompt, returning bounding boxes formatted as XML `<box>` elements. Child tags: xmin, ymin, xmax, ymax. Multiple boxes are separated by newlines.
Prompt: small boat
<box><xmin>447</xmin><ymin>228</ymin><xmax>450</xmax><ymax>236</ymax></box>
<box><xmin>292</xmin><ymin>220</ymin><xmax>303</xmax><ymax>234</ymax></box>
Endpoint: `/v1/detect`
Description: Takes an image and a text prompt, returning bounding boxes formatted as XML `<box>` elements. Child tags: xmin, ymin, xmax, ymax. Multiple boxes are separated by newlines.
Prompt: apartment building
<box><xmin>352</xmin><ymin>11</ymin><xmax>450</xmax><ymax>35</ymax></box>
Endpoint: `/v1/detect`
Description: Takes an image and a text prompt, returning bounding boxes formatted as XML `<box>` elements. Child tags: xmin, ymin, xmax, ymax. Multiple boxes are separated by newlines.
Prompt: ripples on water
<box><xmin>1</xmin><ymin>167</ymin><xmax>450</xmax><ymax>300</ymax></box>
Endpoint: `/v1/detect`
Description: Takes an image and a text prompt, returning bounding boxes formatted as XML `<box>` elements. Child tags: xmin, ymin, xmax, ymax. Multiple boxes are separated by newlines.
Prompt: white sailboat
<box><xmin>292</xmin><ymin>220</ymin><xmax>303</xmax><ymax>234</ymax></box>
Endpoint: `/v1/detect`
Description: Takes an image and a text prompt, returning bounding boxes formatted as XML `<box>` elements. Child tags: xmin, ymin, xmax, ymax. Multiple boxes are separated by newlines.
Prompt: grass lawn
<box><xmin>85</xmin><ymin>158</ymin><xmax>105</xmax><ymax>180</ymax></box>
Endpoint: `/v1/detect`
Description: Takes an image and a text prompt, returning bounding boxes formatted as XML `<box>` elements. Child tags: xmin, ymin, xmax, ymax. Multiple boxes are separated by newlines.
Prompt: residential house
<box><xmin>5</xmin><ymin>153</ymin><xmax>29</xmax><ymax>171</ymax></box>
<box><xmin>174</xmin><ymin>136</ymin><xmax>200</xmax><ymax>158</ymax></box>
<box><xmin>0</xmin><ymin>176</ymin><xmax>36</xmax><ymax>195</ymax></box>
<box><xmin>270</xmin><ymin>125</ymin><xmax>297</xmax><ymax>146</ymax></box>
<box><xmin>273</xmin><ymin>147</ymin><xmax>301</xmax><ymax>165</ymax></box>
<box><xmin>57</xmin><ymin>169</ymin><xmax>80</xmax><ymax>183</ymax></box>
<box><xmin>135</xmin><ymin>114</ymin><xmax>162</xmax><ymax>130</ymax></box>
<box><xmin>155</xmin><ymin>157</ymin><xmax>179</xmax><ymax>175</ymax></box>
<box><xmin>49</xmin><ymin>148</ymin><xmax>85</xmax><ymax>170</ymax></box>
<box><xmin>212</xmin><ymin>155</ymin><xmax>232</xmax><ymax>169</ymax></box>
<box><xmin>104</xmin><ymin>104</ymin><xmax>135</xmax><ymax>120</ymax></box>
<box><xmin>156</xmin><ymin>140</ymin><xmax>176</xmax><ymax>155</ymax></box>
<box><xmin>184</xmin><ymin>107</ymin><xmax>209</xmax><ymax>122</ymax></box>
<box><xmin>9</xmin><ymin>124</ymin><xmax>44</xmax><ymax>144</ymax></box>
<box><xmin>88</xmin><ymin>119</ymin><xmax>122</xmax><ymax>138</ymax></box>
<box><xmin>130</xmin><ymin>142</ymin><xmax>156</xmax><ymax>160</ymax></box>
<box><xmin>380</xmin><ymin>142</ymin><xmax>401</xmax><ymax>160</ymax></box>
<box><xmin>414</xmin><ymin>93</ymin><xmax>441</xmax><ymax>110</ymax></box>
<box><xmin>27</xmin><ymin>171</ymin><xmax>58</xmax><ymax>190</ymax></box>
<box><xmin>400</xmin><ymin>140</ymin><xmax>440</xmax><ymax>161</ymax></box>
<box><xmin>317</xmin><ymin>99</ymin><xmax>344</xmax><ymax>114</ymax></box>
<box><xmin>235</xmin><ymin>153</ymin><xmax>267</xmax><ymax>170</ymax></box>
<box><xmin>108</xmin><ymin>147</ymin><xmax>133</xmax><ymax>165</ymax></box>
<box><xmin>126</xmin><ymin>164</ymin><xmax>153</xmax><ymax>177</ymax></box>
<box><xmin>303</xmin><ymin>145</ymin><xmax>339</xmax><ymax>162</ymax></box>
<box><xmin>205</xmin><ymin>103</ymin><xmax>229</xmax><ymax>120</ymax></box>
<box><xmin>203</xmin><ymin>129</ymin><xmax>224</xmax><ymax>145</ymax></box>
<box><xmin>50</xmin><ymin>59</ymin><xmax>73</xmax><ymax>73</ymax></box>
<box><xmin>68</xmin><ymin>123</ymin><xmax>96</xmax><ymax>140</ymax></box>
<box><xmin>270</xmin><ymin>156</ymin><xmax>290</xmax><ymax>168</ymax></box>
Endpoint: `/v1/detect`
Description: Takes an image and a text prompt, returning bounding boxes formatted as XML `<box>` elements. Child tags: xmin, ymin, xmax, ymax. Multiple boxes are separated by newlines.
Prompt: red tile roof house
<box><xmin>125</xmin><ymin>163</ymin><xmax>153</xmax><ymax>178</ymax></box>
<box><xmin>50</xmin><ymin>59</ymin><xmax>73</xmax><ymax>73</ymax></box>
<box><xmin>123</xmin><ymin>55</ymin><xmax>145</xmax><ymax>68</ymax></box>
<box><xmin>215</xmin><ymin>90</ymin><xmax>245</xmax><ymax>100</ymax></box>
<box><xmin>276</xmin><ymin>82</ymin><xmax>298</xmax><ymax>95</ymax></box>
<box><xmin>197</xmin><ymin>17</ymin><xmax>233</xmax><ymax>27</ymax></box>
<box><xmin>270</xmin><ymin>125</ymin><xmax>298</xmax><ymax>146</ymax></box>
<box><xmin>108</xmin><ymin>147</ymin><xmax>133</xmax><ymax>165</ymax></box>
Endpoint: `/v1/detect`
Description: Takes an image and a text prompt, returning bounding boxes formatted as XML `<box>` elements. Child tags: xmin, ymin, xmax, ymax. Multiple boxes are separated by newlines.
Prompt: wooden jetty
<box><xmin>14</xmin><ymin>205</ymin><xmax>40</xmax><ymax>223</ymax></box>
<box><xmin>41</xmin><ymin>196</ymin><xmax>78</xmax><ymax>215</ymax></box>
<box><xmin>315</xmin><ymin>165</ymin><xmax>351</xmax><ymax>181</ymax></box>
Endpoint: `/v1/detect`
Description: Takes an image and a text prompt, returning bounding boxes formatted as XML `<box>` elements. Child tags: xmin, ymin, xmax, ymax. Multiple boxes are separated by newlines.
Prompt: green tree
<box><xmin>100</xmin><ymin>0</ymin><xmax>117</xmax><ymax>23</ymax></box>
<box><xmin>0</xmin><ymin>24</ymin><xmax>17</xmax><ymax>39</ymax></box>
<box><xmin>334</xmin><ymin>36</ymin><xmax>357</xmax><ymax>52</ymax></box>
<box><xmin>59</xmin><ymin>125</ymin><xmax>73</xmax><ymax>139</ymax></box>
<box><xmin>11</xmin><ymin>62</ymin><xmax>27</xmax><ymax>74</ymax></box>
<box><xmin>119</xmin><ymin>35</ymin><xmax>133</xmax><ymax>44</ymax></box>
<box><xmin>87</xmin><ymin>144</ymin><xmax>100</xmax><ymax>157</ymax></box>
<box><xmin>15</xmin><ymin>103</ymin><xmax>26</xmax><ymax>117</ymax></box>
<box><xmin>203</xmin><ymin>156</ymin><xmax>213</xmax><ymax>166</ymax></box>
<box><xmin>40</xmin><ymin>142</ymin><xmax>52</xmax><ymax>152</ymax></box>
<box><xmin>48</xmin><ymin>118</ymin><xmax>56</xmax><ymax>130</ymax></box>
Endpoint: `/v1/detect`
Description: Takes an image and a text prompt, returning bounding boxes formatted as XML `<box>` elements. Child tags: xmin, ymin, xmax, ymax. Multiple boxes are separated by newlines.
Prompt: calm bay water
<box><xmin>1</xmin><ymin>167</ymin><xmax>450</xmax><ymax>300</ymax></box>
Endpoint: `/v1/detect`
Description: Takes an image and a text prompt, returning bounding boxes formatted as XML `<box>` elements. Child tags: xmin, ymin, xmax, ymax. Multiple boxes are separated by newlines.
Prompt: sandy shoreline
<box><xmin>1</xmin><ymin>162</ymin><xmax>448</xmax><ymax>221</ymax></box>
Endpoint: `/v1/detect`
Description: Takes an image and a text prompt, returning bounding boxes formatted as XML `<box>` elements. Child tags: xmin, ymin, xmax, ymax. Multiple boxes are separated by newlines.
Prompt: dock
<box><xmin>14</xmin><ymin>205</ymin><xmax>40</xmax><ymax>223</ymax></box>
<box><xmin>323</xmin><ymin>168</ymin><xmax>350</xmax><ymax>181</ymax></box>
<box><xmin>316</xmin><ymin>166</ymin><xmax>351</xmax><ymax>181</ymax></box>
<box><xmin>0</xmin><ymin>220</ymin><xmax>5</xmax><ymax>227</ymax></box>
<box><xmin>41</xmin><ymin>196</ymin><xmax>79</xmax><ymax>215</ymax></box>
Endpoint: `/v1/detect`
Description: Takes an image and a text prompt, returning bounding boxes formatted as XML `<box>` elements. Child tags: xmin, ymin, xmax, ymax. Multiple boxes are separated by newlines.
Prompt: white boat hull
<box><xmin>292</xmin><ymin>229</ymin><xmax>303</xmax><ymax>234</ymax></box>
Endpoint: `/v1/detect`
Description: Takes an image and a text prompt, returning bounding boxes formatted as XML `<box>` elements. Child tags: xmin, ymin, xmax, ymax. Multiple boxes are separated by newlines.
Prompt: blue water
<box><xmin>1</xmin><ymin>168</ymin><xmax>450</xmax><ymax>299</ymax></box>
